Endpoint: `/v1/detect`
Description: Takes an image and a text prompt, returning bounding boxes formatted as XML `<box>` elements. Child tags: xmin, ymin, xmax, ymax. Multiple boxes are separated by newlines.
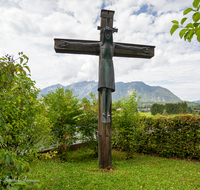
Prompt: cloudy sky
<box><xmin>0</xmin><ymin>0</ymin><xmax>200</xmax><ymax>101</ymax></box>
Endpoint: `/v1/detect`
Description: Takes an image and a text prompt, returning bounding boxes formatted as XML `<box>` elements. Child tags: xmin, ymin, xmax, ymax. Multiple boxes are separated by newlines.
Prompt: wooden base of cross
<box><xmin>98</xmin><ymin>92</ymin><xmax>112</xmax><ymax>167</ymax></box>
<box><xmin>54</xmin><ymin>9</ymin><xmax>155</xmax><ymax>168</ymax></box>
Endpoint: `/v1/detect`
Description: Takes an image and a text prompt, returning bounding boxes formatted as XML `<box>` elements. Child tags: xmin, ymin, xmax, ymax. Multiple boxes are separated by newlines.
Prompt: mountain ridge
<box><xmin>38</xmin><ymin>81</ymin><xmax>181</xmax><ymax>102</ymax></box>
<box><xmin>193</xmin><ymin>100</ymin><xmax>200</xmax><ymax>103</ymax></box>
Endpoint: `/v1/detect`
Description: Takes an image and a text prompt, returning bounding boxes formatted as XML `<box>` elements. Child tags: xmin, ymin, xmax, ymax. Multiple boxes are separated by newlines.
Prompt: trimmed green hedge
<box><xmin>136</xmin><ymin>115</ymin><xmax>200</xmax><ymax>159</ymax></box>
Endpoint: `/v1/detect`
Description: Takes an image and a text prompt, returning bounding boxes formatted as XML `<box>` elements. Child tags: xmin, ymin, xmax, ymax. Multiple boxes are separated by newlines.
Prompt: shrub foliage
<box><xmin>0</xmin><ymin>53</ymin><xmax>50</xmax><ymax>189</ymax></box>
<box><xmin>138</xmin><ymin>115</ymin><xmax>200</xmax><ymax>159</ymax></box>
<box><xmin>42</xmin><ymin>87</ymin><xmax>81</xmax><ymax>154</ymax></box>
<box><xmin>0</xmin><ymin>53</ymin><xmax>51</xmax><ymax>156</ymax></box>
<box><xmin>75</xmin><ymin>93</ymin><xmax>98</xmax><ymax>156</ymax></box>
<box><xmin>112</xmin><ymin>91</ymin><xmax>141</xmax><ymax>159</ymax></box>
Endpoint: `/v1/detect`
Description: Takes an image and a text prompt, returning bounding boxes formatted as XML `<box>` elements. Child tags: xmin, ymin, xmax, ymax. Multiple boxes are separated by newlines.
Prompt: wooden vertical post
<box><xmin>98</xmin><ymin>9</ymin><xmax>114</xmax><ymax>168</ymax></box>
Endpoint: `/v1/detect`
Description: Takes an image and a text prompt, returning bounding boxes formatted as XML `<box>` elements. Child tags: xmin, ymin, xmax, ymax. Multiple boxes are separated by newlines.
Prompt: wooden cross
<box><xmin>54</xmin><ymin>9</ymin><xmax>155</xmax><ymax>168</ymax></box>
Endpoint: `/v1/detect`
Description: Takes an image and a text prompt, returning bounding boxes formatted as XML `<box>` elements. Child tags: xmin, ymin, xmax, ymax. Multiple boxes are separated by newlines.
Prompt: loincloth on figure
<box><xmin>98</xmin><ymin>59</ymin><xmax>115</xmax><ymax>92</ymax></box>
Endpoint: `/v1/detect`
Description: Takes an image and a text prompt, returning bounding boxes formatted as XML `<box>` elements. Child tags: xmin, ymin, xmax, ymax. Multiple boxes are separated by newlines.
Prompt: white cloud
<box><xmin>0</xmin><ymin>0</ymin><xmax>199</xmax><ymax>101</ymax></box>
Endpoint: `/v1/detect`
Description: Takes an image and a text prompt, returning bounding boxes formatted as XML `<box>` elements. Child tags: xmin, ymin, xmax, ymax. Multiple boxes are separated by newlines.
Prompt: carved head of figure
<box><xmin>105</xmin><ymin>30</ymin><xmax>112</xmax><ymax>40</ymax></box>
<box><xmin>101</xmin><ymin>26</ymin><xmax>117</xmax><ymax>46</ymax></box>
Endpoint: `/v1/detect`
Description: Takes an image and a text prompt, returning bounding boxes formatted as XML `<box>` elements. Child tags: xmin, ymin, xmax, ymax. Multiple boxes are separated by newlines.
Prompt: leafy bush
<box><xmin>0</xmin><ymin>149</ymin><xmax>40</xmax><ymax>189</ymax></box>
<box><xmin>112</xmin><ymin>91</ymin><xmax>141</xmax><ymax>159</ymax></box>
<box><xmin>75</xmin><ymin>93</ymin><xmax>98</xmax><ymax>156</ymax></box>
<box><xmin>42</xmin><ymin>87</ymin><xmax>81</xmax><ymax>155</ymax></box>
<box><xmin>39</xmin><ymin>151</ymin><xmax>58</xmax><ymax>160</ymax></box>
<box><xmin>139</xmin><ymin>115</ymin><xmax>200</xmax><ymax>159</ymax></box>
<box><xmin>0</xmin><ymin>53</ymin><xmax>51</xmax><ymax>159</ymax></box>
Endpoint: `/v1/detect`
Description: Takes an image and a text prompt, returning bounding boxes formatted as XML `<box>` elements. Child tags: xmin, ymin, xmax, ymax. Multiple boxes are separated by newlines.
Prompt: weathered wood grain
<box><xmin>54</xmin><ymin>38</ymin><xmax>155</xmax><ymax>59</ymax></box>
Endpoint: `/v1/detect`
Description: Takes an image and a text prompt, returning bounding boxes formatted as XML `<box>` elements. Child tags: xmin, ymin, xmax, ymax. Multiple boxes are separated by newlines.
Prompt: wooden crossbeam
<box><xmin>54</xmin><ymin>38</ymin><xmax>155</xmax><ymax>59</ymax></box>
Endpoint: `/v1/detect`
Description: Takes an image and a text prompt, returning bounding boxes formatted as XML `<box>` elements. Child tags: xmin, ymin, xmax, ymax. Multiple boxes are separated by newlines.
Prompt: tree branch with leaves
<box><xmin>170</xmin><ymin>0</ymin><xmax>200</xmax><ymax>42</ymax></box>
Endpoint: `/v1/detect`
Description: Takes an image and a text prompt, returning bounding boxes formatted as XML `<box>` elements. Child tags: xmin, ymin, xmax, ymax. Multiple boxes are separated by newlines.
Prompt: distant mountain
<box><xmin>193</xmin><ymin>100</ymin><xmax>200</xmax><ymax>103</ymax></box>
<box><xmin>38</xmin><ymin>84</ymin><xmax>63</xmax><ymax>95</ymax></box>
<box><xmin>38</xmin><ymin>81</ymin><xmax>181</xmax><ymax>102</ymax></box>
<box><xmin>113</xmin><ymin>82</ymin><xmax>181</xmax><ymax>102</ymax></box>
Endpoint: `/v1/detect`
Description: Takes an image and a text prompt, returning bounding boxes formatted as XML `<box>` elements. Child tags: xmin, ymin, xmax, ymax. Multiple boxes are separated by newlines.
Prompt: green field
<box><xmin>139</xmin><ymin>112</ymin><xmax>152</xmax><ymax>116</ymax></box>
<box><xmin>23</xmin><ymin>148</ymin><xmax>200</xmax><ymax>189</ymax></box>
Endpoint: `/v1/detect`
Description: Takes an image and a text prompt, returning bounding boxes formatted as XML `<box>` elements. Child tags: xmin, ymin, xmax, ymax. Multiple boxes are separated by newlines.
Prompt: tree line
<box><xmin>151</xmin><ymin>102</ymin><xmax>189</xmax><ymax>115</ymax></box>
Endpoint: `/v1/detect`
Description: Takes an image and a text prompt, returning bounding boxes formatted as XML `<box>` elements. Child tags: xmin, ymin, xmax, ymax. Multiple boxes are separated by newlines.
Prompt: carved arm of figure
<box><xmin>57</xmin><ymin>40</ymin><xmax>100</xmax><ymax>48</ymax></box>
<box><xmin>114</xmin><ymin>43</ymin><xmax>152</xmax><ymax>55</ymax></box>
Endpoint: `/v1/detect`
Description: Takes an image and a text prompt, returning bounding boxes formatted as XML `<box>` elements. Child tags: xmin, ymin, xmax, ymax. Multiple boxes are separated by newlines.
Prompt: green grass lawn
<box><xmin>24</xmin><ymin>148</ymin><xmax>200</xmax><ymax>190</ymax></box>
<box><xmin>139</xmin><ymin>112</ymin><xmax>152</xmax><ymax>116</ymax></box>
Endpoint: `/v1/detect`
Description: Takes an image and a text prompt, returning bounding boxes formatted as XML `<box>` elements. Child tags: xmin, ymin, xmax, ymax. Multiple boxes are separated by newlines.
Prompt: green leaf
<box><xmin>181</xmin><ymin>17</ymin><xmax>187</xmax><ymax>25</ymax></box>
<box><xmin>5</xmin><ymin>155</ymin><xmax>11</xmax><ymax>163</ymax></box>
<box><xmin>183</xmin><ymin>7</ymin><xmax>194</xmax><ymax>15</ymax></box>
<box><xmin>196</xmin><ymin>30</ymin><xmax>200</xmax><ymax>42</ymax></box>
<box><xmin>24</xmin><ymin>65</ymin><xmax>30</xmax><ymax>73</ymax></box>
<box><xmin>11</xmin><ymin>85</ymin><xmax>19</xmax><ymax>91</ymax></box>
<box><xmin>5</xmin><ymin>124</ymin><xmax>9</xmax><ymax>131</ymax></box>
<box><xmin>9</xmin><ymin>187</ymin><xmax>18</xmax><ymax>190</ymax></box>
<box><xmin>20</xmin><ymin>57</ymin><xmax>23</xmax><ymax>64</ymax></box>
<box><xmin>194</xmin><ymin>23</ymin><xmax>200</xmax><ymax>27</ymax></box>
<box><xmin>179</xmin><ymin>29</ymin><xmax>188</xmax><ymax>38</ymax></box>
<box><xmin>193</xmin><ymin>12</ymin><xmax>200</xmax><ymax>22</ymax></box>
<box><xmin>172</xmin><ymin>20</ymin><xmax>179</xmax><ymax>24</ymax></box>
<box><xmin>0</xmin><ymin>135</ymin><xmax>4</xmax><ymax>145</ymax></box>
<box><xmin>197</xmin><ymin>35</ymin><xmax>200</xmax><ymax>42</ymax></box>
<box><xmin>184</xmin><ymin>31</ymin><xmax>190</xmax><ymax>41</ymax></box>
<box><xmin>188</xmin><ymin>32</ymin><xmax>195</xmax><ymax>42</ymax></box>
<box><xmin>186</xmin><ymin>23</ymin><xmax>194</xmax><ymax>28</ymax></box>
<box><xmin>184</xmin><ymin>30</ymin><xmax>195</xmax><ymax>42</ymax></box>
<box><xmin>170</xmin><ymin>25</ymin><xmax>179</xmax><ymax>35</ymax></box>
<box><xmin>196</xmin><ymin>30</ymin><xmax>200</xmax><ymax>36</ymax></box>
<box><xmin>193</xmin><ymin>0</ymin><xmax>200</xmax><ymax>8</ymax></box>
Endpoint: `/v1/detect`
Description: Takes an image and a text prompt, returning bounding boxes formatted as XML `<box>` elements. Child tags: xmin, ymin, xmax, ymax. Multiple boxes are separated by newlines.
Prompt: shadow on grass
<box><xmin>65</xmin><ymin>147</ymin><xmax>128</xmax><ymax>164</ymax></box>
<box><xmin>58</xmin><ymin>146</ymin><xmax>200</xmax><ymax>167</ymax></box>
<box><xmin>65</xmin><ymin>147</ymin><xmax>98</xmax><ymax>163</ymax></box>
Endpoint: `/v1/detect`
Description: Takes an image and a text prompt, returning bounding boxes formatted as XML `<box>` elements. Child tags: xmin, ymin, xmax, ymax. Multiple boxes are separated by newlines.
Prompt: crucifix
<box><xmin>54</xmin><ymin>9</ymin><xmax>155</xmax><ymax>168</ymax></box>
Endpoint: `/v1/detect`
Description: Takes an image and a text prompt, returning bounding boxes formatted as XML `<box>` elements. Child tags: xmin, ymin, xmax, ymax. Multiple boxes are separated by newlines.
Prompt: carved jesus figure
<box><xmin>57</xmin><ymin>26</ymin><xmax>151</xmax><ymax>124</ymax></box>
